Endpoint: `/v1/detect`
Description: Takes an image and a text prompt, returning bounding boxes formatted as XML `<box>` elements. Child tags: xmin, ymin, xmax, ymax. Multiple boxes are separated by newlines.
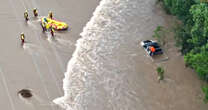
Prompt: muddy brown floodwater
<box><xmin>130</xmin><ymin>2</ymin><xmax>208</xmax><ymax>110</ymax></box>
<box><xmin>54</xmin><ymin>0</ymin><xmax>208</xmax><ymax>110</ymax></box>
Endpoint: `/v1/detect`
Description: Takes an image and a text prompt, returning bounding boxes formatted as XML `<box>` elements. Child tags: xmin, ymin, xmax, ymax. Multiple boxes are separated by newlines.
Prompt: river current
<box><xmin>54</xmin><ymin>0</ymin><xmax>165</xmax><ymax>110</ymax></box>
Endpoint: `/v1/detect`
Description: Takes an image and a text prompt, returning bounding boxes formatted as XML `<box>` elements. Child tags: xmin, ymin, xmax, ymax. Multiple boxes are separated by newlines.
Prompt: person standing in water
<box><xmin>48</xmin><ymin>11</ymin><xmax>53</xmax><ymax>19</ymax></box>
<box><xmin>20</xmin><ymin>33</ymin><xmax>25</xmax><ymax>45</ymax></box>
<box><xmin>24</xmin><ymin>10</ymin><xmax>29</xmax><ymax>21</ymax></box>
<box><xmin>33</xmin><ymin>8</ymin><xmax>38</xmax><ymax>17</ymax></box>
<box><xmin>50</xmin><ymin>27</ymin><xmax>54</xmax><ymax>37</ymax></box>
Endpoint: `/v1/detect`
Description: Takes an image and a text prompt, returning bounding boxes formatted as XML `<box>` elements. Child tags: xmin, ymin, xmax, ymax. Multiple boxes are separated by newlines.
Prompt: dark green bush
<box><xmin>202</xmin><ymin>86</ymin><xmax>208</xmax><ymax>103</ymax></box>
<box><xmin>161</xmin><ymin>0</ymin><xmax>208</xmax><ymax>103</ymax></box>
<box><xmin>162</xmin><ymin>0</ymin><xmax>196</xmax><ymax>21</ymax></box>
<box><xmin>153</xmin><ymin>26</ymin><xmax>167</xmax><ymax>45</ymax></box>
<box><xmin>157</xmin><ymin>66</ymin><xmax>164</xmax><ymax>80</ymax></box>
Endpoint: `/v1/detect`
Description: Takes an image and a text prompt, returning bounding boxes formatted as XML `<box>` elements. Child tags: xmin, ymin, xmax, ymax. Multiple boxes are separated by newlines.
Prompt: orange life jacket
<box><xmin>150</xmin><ymin>46</ymin><xmax>156</xmax><ymax>52</ymax></box>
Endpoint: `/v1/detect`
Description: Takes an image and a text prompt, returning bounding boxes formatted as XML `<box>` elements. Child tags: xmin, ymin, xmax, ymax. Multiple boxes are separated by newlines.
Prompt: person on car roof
<box><xmin>149</xmin><ymin>46</ymin><xmax>156</xmax><ymax>53</ymax></box>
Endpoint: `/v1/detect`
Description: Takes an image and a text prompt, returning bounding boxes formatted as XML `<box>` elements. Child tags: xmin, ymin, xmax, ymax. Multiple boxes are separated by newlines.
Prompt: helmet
<box><xmin>33</xmin><ymin>8</ymin><xmax>37</xmax><ymax>12</ymax></box>
<box><xmin>24</xmin><ymin>10</ymin><xmax>28</xmax><ymax>16</ymax></box>
<box><xmin>44</xmin><ymin>17</ymin><xmax>47</xmax><ymax>22</ymax></box>
<box><xmin>20</xmin><ymin>32</ymin><xmax>25</xmax><ymax>39</ymax></box>
<box><xmin>48</xmin><ymin>11</ymin><xmax>53</xmax><ymax>16</ymax></box>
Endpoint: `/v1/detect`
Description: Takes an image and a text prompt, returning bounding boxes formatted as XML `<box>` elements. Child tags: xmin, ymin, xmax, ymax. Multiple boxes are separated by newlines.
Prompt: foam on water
<box><xmin>54</xmin><ymin>0</ymin><xmax>164</xmax><ymax>110</ymax></box>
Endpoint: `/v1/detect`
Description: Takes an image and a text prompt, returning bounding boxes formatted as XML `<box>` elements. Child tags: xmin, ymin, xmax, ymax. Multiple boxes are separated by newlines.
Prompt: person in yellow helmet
<box><xmin>48</xmin><ymin>11</ymin><xmax>53</xmax><ymax>19</ymax></box>
<box><xmin>33</xmin><ymin>8</ymin><xmax>38</xmax><ymax>17</ymax></box>
<box><xmin>20</xmin><ymin>33</ymin><xmax>25</xmax><ymax>45</ymax></box>
<box><xmin>24</xmin><ymin>10</ymin><xmax>29</xmax><ymax>21</ymax></box>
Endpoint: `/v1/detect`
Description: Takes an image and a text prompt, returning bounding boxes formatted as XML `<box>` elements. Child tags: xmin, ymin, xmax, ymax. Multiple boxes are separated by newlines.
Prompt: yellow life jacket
<box><xmin>21</xmin><ymin>35</ymin><xmax>25</xmax><ymax>40</ymax></box>
<box><xmin>46</xmin><ymin>23</ymin><xmax>51</xmax><ymax>29</ymax></box>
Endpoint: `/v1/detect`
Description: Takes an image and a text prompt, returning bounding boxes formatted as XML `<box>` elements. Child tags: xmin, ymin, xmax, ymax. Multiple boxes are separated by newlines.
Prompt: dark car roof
<box><xmin>146</xmin><ymin>42</ymin><xmax>160</xmax><ymax>48</ymax></box>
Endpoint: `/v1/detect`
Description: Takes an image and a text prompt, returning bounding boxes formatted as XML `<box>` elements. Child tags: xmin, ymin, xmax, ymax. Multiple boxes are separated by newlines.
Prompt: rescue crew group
<box><xmin>21</xmin><ymin>8</ymin><xmax>54</xmax><ymax>45</ymax></box>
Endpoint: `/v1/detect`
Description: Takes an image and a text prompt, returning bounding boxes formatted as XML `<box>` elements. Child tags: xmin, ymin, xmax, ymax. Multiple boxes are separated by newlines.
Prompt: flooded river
<box><xmin>54</xmin><ymin>0</ymin><xmax>208</xmax><ymax>110</ymax></box>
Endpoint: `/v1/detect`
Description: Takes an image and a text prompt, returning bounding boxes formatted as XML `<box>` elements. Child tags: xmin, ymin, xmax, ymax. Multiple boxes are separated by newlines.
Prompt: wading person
<box><xmin>20</xmin><ymin>33</ymin><xmax>25</xmax><ymax>45</ymax></box>
<box><xmin>24</xmin><ymin>10</ymin><xmax>29</xmax><ymax>21</ymax></box>
<box><xmin>48</xmin><ymin>11</ymin><xmax>53</xmax><ymax>19</ymax></box>
<box><xmin>41</xmin><ymin>21</ymin><xmax>47</xmax><ymax>32</ymax></box>
<box><xmin>33</xmin><ymin>8</ymin><xmax>38</xmax><ymax>17</ymax></box>
<box><xmin>50</xmin><ymin>27</ymin><xmax>54</xmax><ymax>37</ymax></box>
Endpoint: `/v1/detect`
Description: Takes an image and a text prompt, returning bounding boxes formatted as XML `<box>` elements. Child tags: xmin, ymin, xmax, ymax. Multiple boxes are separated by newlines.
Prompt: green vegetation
<box><xmin>162</xmin><ymin>0</ymin><xmax>195</xmax><ymax>21</ymax></box>
<box><xmin>153</xmin><ymin>26</ymin><xmax>167</xmax><ymax>45</ymax></box>
<box><xmin>160</xmin><ymin>0</ymin><xmax>208</xmax><ymax>103</ymax></box>
<box><xmin>156</xmin><ymin>66</ymin><xmax>164</xmax><ymax>81</ymax></box>
<box><xmin>202</xmin><ymin>86</ymin><xmax>208</xmax><ymax>103</ymax></box>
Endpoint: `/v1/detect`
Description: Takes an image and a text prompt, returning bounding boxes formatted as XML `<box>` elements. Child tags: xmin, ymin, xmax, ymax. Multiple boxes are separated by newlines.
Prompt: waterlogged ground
<box><xmin>55</xmin><ymin>0</ymin><xmax>208</xmax><ymax>110</ymax></box>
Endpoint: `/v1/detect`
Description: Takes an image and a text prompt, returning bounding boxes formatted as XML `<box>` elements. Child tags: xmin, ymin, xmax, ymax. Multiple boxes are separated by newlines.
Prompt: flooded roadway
<box><xmin>0</xmin><ymin>0</ymin><xmax>99</xmax><ymax>110</ymax></box>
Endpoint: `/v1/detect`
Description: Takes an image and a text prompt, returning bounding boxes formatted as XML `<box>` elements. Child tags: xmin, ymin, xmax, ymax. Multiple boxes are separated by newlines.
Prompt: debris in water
<box><xmin>18</xmin><ymin>89</ymin><xmax>32</xmax><ymax>98</ymax></box>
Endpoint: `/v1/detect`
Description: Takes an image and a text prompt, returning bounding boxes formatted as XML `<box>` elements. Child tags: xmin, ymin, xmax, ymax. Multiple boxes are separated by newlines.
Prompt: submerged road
<box><xmin>0</xmin><ymin>0</ymin><xmax>99</xmax><ymax>110</ymax></box>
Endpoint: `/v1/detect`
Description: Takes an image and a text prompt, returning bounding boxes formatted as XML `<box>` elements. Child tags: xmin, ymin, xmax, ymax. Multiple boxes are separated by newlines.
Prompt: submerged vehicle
<box><xmin>41</xmin><ymin>17</ymin><xmax>68</xmax><ymax>31</ymax></box>
<box><xmin>140</xmin><ymin>40</ymin><xmax>163</xmax><ymax>56</ymax></box>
